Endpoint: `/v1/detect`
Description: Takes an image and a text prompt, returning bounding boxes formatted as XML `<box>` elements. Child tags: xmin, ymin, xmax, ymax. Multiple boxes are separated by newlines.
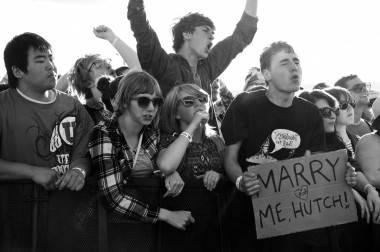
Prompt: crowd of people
<box><xmin>1</xmin><ymin>0</ymin><xmax>380</xmax><ymax>251</ymax></box>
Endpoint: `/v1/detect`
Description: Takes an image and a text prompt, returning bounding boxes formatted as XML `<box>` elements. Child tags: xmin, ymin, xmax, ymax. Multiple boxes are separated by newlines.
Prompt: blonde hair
<box><xmin>160</xmin><ymin>83</ymin><xmax>216</xmax><ymax>136</ymax></box>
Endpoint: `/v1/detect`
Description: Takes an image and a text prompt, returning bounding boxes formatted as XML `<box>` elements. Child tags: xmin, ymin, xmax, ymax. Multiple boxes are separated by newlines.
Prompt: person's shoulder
<box><xmin>358</xmin><ymin>131</ymin><xmax>380</xmax><ymax>146</ymax></box>
<box><xmin>294</xmin><ymin>96</ymin><xmax>320</xmax><ymax>113</ymax></box>
<box><xmin>235</xmin><ymin>89</ymin><xmax>266</xmax><ymax>103</ymax></box>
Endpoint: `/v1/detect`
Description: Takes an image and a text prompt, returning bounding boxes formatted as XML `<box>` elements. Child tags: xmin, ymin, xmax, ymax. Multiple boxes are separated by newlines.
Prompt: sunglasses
<box><xmin>319</xmin><ymin>107</ymin><xmax>339</xmax><ymax>118</ymax></box>
<box><xmin>348</xmin><ymin>83</ymin><xmax>371</xmax><ymax>94</ymax></box>
<box><xmin>88</xmin><ymin>60</ymin><xmax>111</xmax><ymax>72</ymax></box>
<box><xmin>132</xmin><ymin>96</ymin><xmax>163</xmax><ymax>108</ymax></box>
<box><xmin>339</xmin><ymin>101</ymin><xmax>356</xmax><ymax>110</ymax></box>
<box><xmin>180</xmin><ymin>94</ymin><xmax>209</xmax><ymax>107</ymax></box>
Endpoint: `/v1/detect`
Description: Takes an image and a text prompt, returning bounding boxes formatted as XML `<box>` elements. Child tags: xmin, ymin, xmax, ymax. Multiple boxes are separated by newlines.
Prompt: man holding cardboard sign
<box><xmin>221</xmin><ymin>42</ymin><xmax>355</xmax><ymax>251</ymax></box>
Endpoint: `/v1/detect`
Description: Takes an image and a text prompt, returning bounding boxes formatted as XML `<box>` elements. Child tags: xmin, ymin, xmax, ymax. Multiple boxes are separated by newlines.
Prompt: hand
<box><xmin>345</xmin><ymin>163</ymin><xmax>357</xmax><ymax>187</ymax></box>
<box><xmin>159</xmin><ymin>208</ymin><xmax>195</xmax><ymax>230</ymax></box>
<box><xmin>93</xmin><ymin>25</ymin><xmax>116</xmax><ymax>42</ymax></box>
<box><xmin>202</xmin><ymin>170</ymin><xmax>221</xmax><ymax>191</ymax></box>
<box><xmin>54</xmin><ymin>168</ymin><xmax>85</xmax><ymax>191</ymax></box>
<box><xmin>353</xmin><ymin>189</ymin><xmax>370</xmax><ymax>223</ymax></box>
<box><xmin>366</xmin><ymin>187</ymin><xmax>380</xmax><ymax>223</ymax></box>
<box><xmin>241</xmin><ymin>170</ymin><xmax>260</xmax><ymax>196</ymax></box>
<box><xmin>32</xmin><ymin>167</ymin><xmax>58</xmax><ymax>190</ymax></box>
<box><xmin>191</xmin><ymin>111</ymin><xmax>209</xmax><ymax>128</ymax></box>
<box><xmin>164</xmin><ymin>171</ymin><xmax>184</xmax><ymax>198</ymax></box>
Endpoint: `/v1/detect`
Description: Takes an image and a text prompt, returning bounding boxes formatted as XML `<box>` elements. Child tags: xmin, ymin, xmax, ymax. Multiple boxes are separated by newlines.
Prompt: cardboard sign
<box><xmin>248</xmin><ymin>149</ymin><xmax>358</xmax><ymax>239</ymax></box>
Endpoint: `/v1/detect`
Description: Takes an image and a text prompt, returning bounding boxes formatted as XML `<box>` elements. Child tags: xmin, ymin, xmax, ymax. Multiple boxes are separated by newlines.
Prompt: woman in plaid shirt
<box><xmin>89</xmin><ymin>70</ymin><xmax>194</xmax><ymax>230</ymax></box>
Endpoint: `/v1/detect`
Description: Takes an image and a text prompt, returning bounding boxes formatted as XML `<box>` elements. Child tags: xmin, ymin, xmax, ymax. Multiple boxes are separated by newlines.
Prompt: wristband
<box><xmin>72</xmin><ymin>167</ymin><xmax>86</xmax><ymax>178</ymax></box>
<box><xmin>180</xmin><ymin>131</ymin><xmax>192</xmax><ymax>143</ymax></box>
<box><xmin>235</xmin><ymin>175</ymin><xmax>243</xmax><ymax>191</ymax></box>
<box><xmin>111</xmin><ymin>37</ymin><xmax>119</xmax><ymax>46</ymax></box>
<box><xmin>364</xmin><ymin>183</ymin><xmax>376</xmax><ymax>194</ymax></box>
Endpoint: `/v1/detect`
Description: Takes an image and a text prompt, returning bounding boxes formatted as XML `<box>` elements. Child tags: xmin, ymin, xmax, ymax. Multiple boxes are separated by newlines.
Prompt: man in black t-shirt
<box><xmin>221</xmin><ymin>42</ymin><xmax>326</xmax><ymax>251</ymax></box>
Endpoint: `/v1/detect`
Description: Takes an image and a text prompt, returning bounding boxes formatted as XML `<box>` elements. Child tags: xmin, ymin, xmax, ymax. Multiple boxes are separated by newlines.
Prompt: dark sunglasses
<box><xmin>132</xmin><ymin>96</ymin><xmax>163</xmax><ymax>108</ymax></box>
<box><xmin>319</xmin><ymin>107</ymin><xmax>339</xmax><ymax>118</ymax></box>
<box><xmin>180</xmin><ymin>94</ymin><xmax>209</xmax><ymax>107</ymax></box>
<box><xmin>339</xmin><ymin>101</ymin><xmax>356</xmax><ymax>110</ymax></box>
<box><xmin>348</xmin><ymin>83</ymin><xmax>371</xmax><ymax>94</ymax></box>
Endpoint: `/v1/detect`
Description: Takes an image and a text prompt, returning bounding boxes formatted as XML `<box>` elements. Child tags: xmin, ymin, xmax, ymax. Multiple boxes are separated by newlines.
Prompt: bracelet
<box><xmin>235</xmin><ymin>175</ymin><xmax>243</xmax><ymax>191</ymax></box>
<box><xmin>180</xmin><ymin>131</ymin><xmax>192</xmax><ymax>143</ymax></box>
<box><xmin>364</xmin><ymin>183</ymin><xmax>376</xmax><ymax>194</ymax></box>
<box><xmin>72</xmin><ymin>167</ymin><xmax>86</xmax><ymax>178</ymax></box>
<box><xmin>111</xmin><ymin>37</ymin><xmax>119</xmax><ymax>46</ymax></box>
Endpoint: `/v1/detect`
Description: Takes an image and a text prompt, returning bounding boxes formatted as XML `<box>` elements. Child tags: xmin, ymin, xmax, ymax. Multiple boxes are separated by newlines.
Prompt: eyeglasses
<box><xmin>88</xmin><ymin>60</ymin><xmax>111</xmax><ymax>73</ymax></box>
<box><xmin>348</xmin><ymin>83</ymin><xmax>371</xmax><ymax>94</ymax></box>
<box><xmin>339</xmin><ymin>101</ymin><xmax>356</xmax><ymax>110</ymax></box>
<box><xmin>132</xmin><ymin>96</ymin><xmax>163</xmax><ymax>108</ymax></box>
<box><xmin>179</xmin><ymin>94</ymin><xmax>209</xmax><ymax>107</ymax></box>
<box><xmin>319</xmin><ymin>107</ymin><xmax>339</xmax><ymax>118</ymax></box>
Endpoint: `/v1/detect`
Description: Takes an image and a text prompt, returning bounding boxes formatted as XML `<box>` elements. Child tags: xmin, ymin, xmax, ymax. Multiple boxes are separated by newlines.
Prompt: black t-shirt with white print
<box><xmin>221</xmin><ymin>89</ymin><xmax>325</xmax><ymax>171</ymax></box>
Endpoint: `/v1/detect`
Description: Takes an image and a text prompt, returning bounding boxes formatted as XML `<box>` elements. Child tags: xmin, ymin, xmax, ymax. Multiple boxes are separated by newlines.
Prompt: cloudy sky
<box><xmin>1</xmin><ymin>0</ymin><xmax>379</xmax><ymax>94</ymax></box>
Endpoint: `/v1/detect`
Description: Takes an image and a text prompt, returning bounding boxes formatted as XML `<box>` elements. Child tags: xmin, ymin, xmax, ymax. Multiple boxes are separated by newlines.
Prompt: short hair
<box><xmin>4</xmin><ymin>32</ymin><xmax>51</xmax><ymax>88</ymax></box>
<box><xmin>260</xmin><ymin>41</ymin><xmax>295</xmax><ymax>71</ymax></box>
<box><xmin>160</xmin><ymin>83</ymin><xmax>214</xmax><ymax>136</ymax></box>
<box><xmin>244</xmin><ymin>67</ymin><xmax>267</xmax><ymax>91</ymax></box>
<box><xmin>172</xmin><ymin>13</ymin><xmax>215</xmax><ymax>52</ymax></box>
<box><xmin>113</xmin><ymin>70</ymin><xmax>162</xmax><ymax>127</ymax></box>
<box><xmin>313</xmin><ymin>82</ymin><xmax>329</xmax><ymax>90</ymax></box>
<box><xmin>334</xmin><ymin>74</ymin><xmax>358</xmax><ymax>88</ymax></box>
<box><xmin>299</xmin><ymin>89</ymin><xmax>338</xmax><ymax>108</ymax></box>
<box><xmin>324</xmin><ymin>86</ymin><xmax>354</xmax><ymax>104</ymax></box>
<box><xmin>68</xmin><ymin>54</ymin><xmax>107</xmax><ymax>99</ymax></box>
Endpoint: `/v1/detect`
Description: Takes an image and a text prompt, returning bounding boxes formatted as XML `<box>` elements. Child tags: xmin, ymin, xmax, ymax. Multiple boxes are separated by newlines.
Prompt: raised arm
<box><xmin>244</xmin><ymin>0</ymin><xmax>258</xmax><ymax>17</ymax></box>
<box><xmin>127</xmin><ymin>0</ymin><xmax>170</xmax><ymax>78</ymax></box>
<box><xmin>205</xmin><ymin>0</ymin><xmax>258</xmax><ymax>81</ymax></box>
<box><xmin>93</xmin><ymin>25</ymin><xmax>141</xmax><ymax>70</ymax></box>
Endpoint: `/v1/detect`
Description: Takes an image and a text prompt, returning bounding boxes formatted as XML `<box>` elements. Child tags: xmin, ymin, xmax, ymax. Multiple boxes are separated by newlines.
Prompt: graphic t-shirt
<box><xmin>0</xmin><ymin>88</ymin><xmax>93</xmax><ymax>175</ymax></box>
<box><xmin>221</xmin><ymin>90</ymin><xmax>325</xmax><ymax>171</ymax></box>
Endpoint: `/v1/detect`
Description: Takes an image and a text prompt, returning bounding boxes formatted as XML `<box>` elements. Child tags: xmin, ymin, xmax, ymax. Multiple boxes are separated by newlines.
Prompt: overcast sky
<box><xmin>1</xmin><ymin>0</ymin><xmax>379</xmax><ymax>94</ymax></box>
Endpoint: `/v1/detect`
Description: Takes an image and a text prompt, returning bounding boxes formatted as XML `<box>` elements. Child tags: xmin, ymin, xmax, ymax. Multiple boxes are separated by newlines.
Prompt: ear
<box><xmin>182</xmin><ymin>32</ymin><xmax>192</xmax><ymax>41</ymax></box>
<box><xmin>262</xmin><ymin>69</ymin><xmax>271</xmax><ymax>83</ymax></box>
<box><xmin>12</xmin><ymin>66</ymin><xmax>24</xmax><ymax>79</ymax></box>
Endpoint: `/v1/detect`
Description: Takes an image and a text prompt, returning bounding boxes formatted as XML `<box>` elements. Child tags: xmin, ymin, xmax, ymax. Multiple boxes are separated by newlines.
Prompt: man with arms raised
<box><xmin>127</xmin><ymin>0</ymin><xmax>258</xmax><ymax>96</ymax></box>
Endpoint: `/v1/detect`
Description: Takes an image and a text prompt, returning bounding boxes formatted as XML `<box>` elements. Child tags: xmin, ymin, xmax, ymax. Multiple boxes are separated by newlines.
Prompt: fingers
<box><xmin>203</xmin><ymin>171</ymin><xmax>220</xmax><ymax>191</ymax></box>
<box><xmin>304</xmin><ymin>150</ymin><xmax>311</xmax><ymax>157</ymax></box>
<box><xmin>54</xmin><ymin>170</ymin><xmax>85</xmax><ymax>191</ymax></box>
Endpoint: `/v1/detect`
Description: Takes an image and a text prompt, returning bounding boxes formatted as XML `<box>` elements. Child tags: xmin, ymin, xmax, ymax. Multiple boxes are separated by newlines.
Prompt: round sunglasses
<box><xmin>132</xmin><ymin>96</ymin><xmax>163</xmax><ymax>108</ymax></box>
<box><xmin>179</xmin><ymin>94</ymin><xmax>209</xmax><ymax>107</ymax></box>
<box><xmin>319</xmin><ymin>107</ymin><xmax>339</xmax><ymax>118</ymax></box>
<box><xmin>339</xmin><ymin>101</ymin><xmax>356</xmax><ymax>110</ymax></box>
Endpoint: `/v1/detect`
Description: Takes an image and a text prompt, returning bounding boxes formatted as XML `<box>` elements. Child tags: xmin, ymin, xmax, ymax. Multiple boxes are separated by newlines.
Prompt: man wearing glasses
<box><xmin>335</xmin><ymin>75</ymin><xmax>373</xmax><ymax>137</ymax></box>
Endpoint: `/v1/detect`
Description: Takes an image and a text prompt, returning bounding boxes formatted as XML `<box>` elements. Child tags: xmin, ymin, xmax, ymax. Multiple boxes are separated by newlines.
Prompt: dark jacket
<box><xmin>127</xmin><ymin>0</ymin><xmax>258</xmax><ymax>96</ymax></box>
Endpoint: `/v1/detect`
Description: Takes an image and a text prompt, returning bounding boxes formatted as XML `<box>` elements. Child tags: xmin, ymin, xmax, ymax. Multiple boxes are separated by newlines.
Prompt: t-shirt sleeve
<box><xmin>221</xmin><ymin>93</ymin><xmax>250</xmax><ymax>145</ymax></box>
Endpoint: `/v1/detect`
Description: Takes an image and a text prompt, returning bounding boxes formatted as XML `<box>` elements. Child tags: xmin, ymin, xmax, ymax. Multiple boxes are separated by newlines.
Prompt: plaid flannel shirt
<box><xmin>89</xmin><ymin>116</ymin><xmax>160</xmax><ymax>223</ymax></box>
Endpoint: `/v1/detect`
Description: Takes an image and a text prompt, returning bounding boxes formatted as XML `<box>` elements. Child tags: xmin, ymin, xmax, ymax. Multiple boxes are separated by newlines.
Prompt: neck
<box><xmin>266</xmin><ymin>86</ymin><xmax>294</xmax><ymax>107</ymax></box>
<box><xmin>177</xmin><ymin>47</ymin><xmax>198</xmax><ymax>69</ymax></box>
<box><xmin>353</xmin><ymin>106</ymin><xmax>365</xmax><ymax>123</ymax></box>
<box><xmin>17</xmin><ymin>83</ymin><xmax>53</xmax><ymax>102</ymax></box>
<box><xmin>118</xmin><ymin>113</ymin><xmax>143</xmax><ymax>137</ymax></box>
<box><xmin>335</xmin><ymin>124</ymin><xmax>347</xmax><ymax>138</ymax></box>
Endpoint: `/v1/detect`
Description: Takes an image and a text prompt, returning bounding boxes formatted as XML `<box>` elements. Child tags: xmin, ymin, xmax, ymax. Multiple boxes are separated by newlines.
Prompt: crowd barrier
<box><xmin>0</xmin><ymin>177</ymin><xmax>234</xmax><ymax>252</ymax></box>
